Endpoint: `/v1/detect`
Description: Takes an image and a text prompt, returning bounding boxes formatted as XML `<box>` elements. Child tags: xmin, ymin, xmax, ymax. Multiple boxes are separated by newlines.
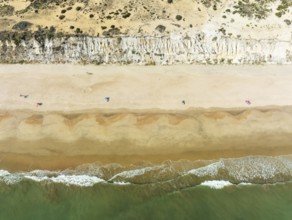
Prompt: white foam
<box><xmin>30</xmin><ymin>169</ymin><xmax>59</xmax><ymax>176</ymax></box>
<box><xmin>110</xmin><ymin>166</ymin><xmax>160</xmax><ymax>181</ymax></box>
<box><xmin>200</xmin><ymin>180</ymin><xmax>233</xmax><ymax>189</ymax></box>
<box><xmin>1</xmin><ymin>155</ymin><xmax>292</xmax><ymax>187</ymax></box>
<box><xmin>25</xmin><ymin>169</ymin><xmax>106</xmax><ymax>186</ymax></box>
<box><xmin>113</xmin><ymin>181</ymin><xmax>130</xmax><ymax>185</ymax></box>
<box><xmin>188</xmin><ymin>161</ymin><xmax>223</xmax><ymax>177</ymax></box>
<box><xmin>0</xmin><ymin>175</ymin><xmax>22</xmax><ymax>185</ymax></box>
<box><xmin>0</xmin><ymin>168</ymin><xmax>106</xmax><ymax>187</ymax></box>
<box><xmin>187</xmin><ymin>156</ymin><xmax>292</xmax><ymax>183</ymax></box>
<box><xmin>239</xmin><ymin>182</ymin><xmax>252</xmax><ymax>186</ymax></box>
<box><xmin>0</xmin><ymin>170</ymin><xmax>10</xmax><ymax>177</ymax></box>
<box><xmin>24</xmin><ymin>175</ymin><xmax>49</xmax><ymax>182</ymax></box>
<box><xmin>223</xmin><ymin>156</ymin><xmax>292</xmax><ymax>181</ymax></box>
<box><xmin>0</xmin><ymin>169</ymin><xmax>22</xmax><ymax>184</ymax></box>
<box><xmin>51</xmin><ymin>175</ymin><xmax>105</xmax><ymax>187</ymax></box>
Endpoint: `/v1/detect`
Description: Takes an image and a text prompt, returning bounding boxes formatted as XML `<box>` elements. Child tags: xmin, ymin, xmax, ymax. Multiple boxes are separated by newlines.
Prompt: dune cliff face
<box><xmin>0</xmin><ymin>33</ymin><xmax>291</xmax><ymax>64</ymax></box>
<box><xmin>0</xmin><ymin>0</ymin><xmax>291</xmax><ymax>64</ymax></box>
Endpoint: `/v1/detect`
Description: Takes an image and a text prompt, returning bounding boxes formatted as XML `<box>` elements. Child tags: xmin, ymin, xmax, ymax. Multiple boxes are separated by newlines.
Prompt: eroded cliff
<box><xmin>0</xmin><ymin>33</ymin><xmax>291</xmax><ymax>64</ymax></box>
<box><xmin>0</xmin><ymin>0</ymin><xmax>291</xmax><ymax>64</ymax></box>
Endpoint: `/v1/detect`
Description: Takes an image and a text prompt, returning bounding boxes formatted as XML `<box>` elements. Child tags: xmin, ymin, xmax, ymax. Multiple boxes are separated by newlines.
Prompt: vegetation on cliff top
<box><xmin>0</xmin><ymin>0</ymin><xmax>290</xmax><ymax>39</ymax></box>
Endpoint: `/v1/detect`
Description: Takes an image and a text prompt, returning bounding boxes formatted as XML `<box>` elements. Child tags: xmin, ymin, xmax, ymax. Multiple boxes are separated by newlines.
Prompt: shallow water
<box><xmin>1</xmin><ymin>155</ymin><xmax>292</xmax><ymax>219</ymax></box>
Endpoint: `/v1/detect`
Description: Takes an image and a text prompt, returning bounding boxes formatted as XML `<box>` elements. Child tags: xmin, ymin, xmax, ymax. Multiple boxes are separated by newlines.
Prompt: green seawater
<box><xmin>1</xmin><ymin>181</ymin><xmax>292</xmax><ymax>220</ymax></box>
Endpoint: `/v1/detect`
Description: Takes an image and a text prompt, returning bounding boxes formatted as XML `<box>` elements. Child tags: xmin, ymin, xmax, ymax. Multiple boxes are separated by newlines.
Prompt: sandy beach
<box><xmin>0</xmin><ymin>64</ymin><xmax>292</xmax><ymax>111</ymax></box>
<box><xmin>1</xmin><ymin>1</ymin><xmax>292</xmax><ymax>218</ymax></box>
<box><xmin>0</xmin><ymin>64</ymin><xmax>292</xmax><ymax>171</ymax></box>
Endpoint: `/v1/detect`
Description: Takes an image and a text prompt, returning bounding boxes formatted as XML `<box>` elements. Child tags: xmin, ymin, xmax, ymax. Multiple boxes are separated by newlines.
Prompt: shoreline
<box><xmin>2</xmin><ymin>150</ymin><xmax>292</xmax><ymax>172</ymax></box>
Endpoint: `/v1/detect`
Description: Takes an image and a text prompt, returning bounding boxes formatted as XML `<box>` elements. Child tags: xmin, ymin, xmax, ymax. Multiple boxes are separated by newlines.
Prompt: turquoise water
<box><xmin>1</xmin><ymin>156</ymin><xmax>292</xmax><ymax>220</ymax></box>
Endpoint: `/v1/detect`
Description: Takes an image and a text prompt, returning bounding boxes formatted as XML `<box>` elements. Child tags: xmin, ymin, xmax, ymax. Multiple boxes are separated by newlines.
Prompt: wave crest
<box><xmin>1</xmin><ymin>155</ymin><xmax>292</xmax><ymax>188</ymax></box>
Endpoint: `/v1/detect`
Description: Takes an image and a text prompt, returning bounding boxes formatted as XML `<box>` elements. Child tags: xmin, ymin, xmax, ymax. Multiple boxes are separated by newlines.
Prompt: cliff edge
<box><xmin>0</xmin><ymin>0</ymin><xmax>291</xmax><ymax>64</ymax></box>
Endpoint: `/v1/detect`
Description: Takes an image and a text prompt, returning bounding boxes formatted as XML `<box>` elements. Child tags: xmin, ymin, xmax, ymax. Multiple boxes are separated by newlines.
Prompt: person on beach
<box><xmin>20</xmin><ymin>94</ymin><xmax>29</xmax><ymax>98</ymax></box>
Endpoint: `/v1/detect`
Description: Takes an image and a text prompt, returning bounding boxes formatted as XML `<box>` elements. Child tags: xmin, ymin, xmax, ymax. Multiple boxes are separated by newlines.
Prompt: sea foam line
<box><xmin>0</xmin><ymin>170</ymin><xmax>10</xmax><ymax>177</ymax></box>
<box><xmin>0</xmin><ymin>169</ymin><xmax>106</xmax><ymax>187</ymax></box>
<box><xmin>109</xmin><ymin>166</ymin><xmax>161</xmax><ymax>181</ymax></box>
<box><xmin>50</xmin><ymin>175</ymin><xmax>105</xmax><ymax>187</ymax></box>
<box><xmin>24</xmin><ymin>174</ymin><xmax>106</xmax><ymax>187</ymax></box>
<box><xmin>200</xmin><ymin>180</ymin><xmax>233</xmax><ymax>189</ymax></box>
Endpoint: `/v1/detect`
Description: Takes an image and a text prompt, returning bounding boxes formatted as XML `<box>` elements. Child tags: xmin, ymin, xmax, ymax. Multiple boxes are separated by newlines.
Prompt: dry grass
<box><xmin>0</xmin><ymin>0</ymin><xmax>290</xmax><ymax>41</ymax></box>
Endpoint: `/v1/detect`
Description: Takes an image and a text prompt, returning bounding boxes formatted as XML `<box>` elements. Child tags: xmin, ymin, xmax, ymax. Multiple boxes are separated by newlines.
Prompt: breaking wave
<box><xmin>1</xmin><ymin>155</ymin><xmax>292</xmax><ymax>189</ymax></box>
<box><xmin>200</xmin><ymin>180</ymin><xmax>233</xmax><ymax>189</ymax></box>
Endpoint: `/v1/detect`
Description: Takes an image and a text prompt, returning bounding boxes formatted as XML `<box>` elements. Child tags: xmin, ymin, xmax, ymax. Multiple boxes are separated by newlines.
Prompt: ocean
<box><xmin>1</xmin><ymin>155</ymin><xmax>292</xmax><ymax>220</ymax></box>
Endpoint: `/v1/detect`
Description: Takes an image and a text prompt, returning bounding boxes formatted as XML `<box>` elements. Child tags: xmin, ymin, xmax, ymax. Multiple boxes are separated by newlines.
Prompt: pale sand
<box><xmin>0</xmin><ymin>64</ymin><xmax>292</xmax><ymax>171</ymax></box>
<box><xmin>0</xmin><ymin>64</ymin><xmax>292</xmax><ymax>111</ymax></box>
